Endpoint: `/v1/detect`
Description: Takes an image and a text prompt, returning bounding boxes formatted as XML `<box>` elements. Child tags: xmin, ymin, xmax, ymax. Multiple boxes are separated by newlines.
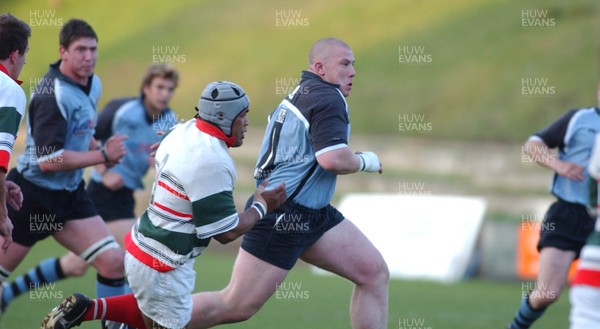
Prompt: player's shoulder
<box><xmin>112</xmin><ymin>98</ymin><xmax>142</xmax><ymax>117</ymax></box>
<box><xmin>162</xmin><ymin>120</ymin><xmax>230</xmax><ymax>163</ymax></box>
<box><xmin>572</xmin><ymin>107</ymin><xmax>600</xmax><ymax>118</ymax></box>
<box><xmin>0</xmin><ymin>73</ymin><xmax>24</xmax><ymax>101</ymax></box>
<box><xmin>559</xmin><ymin>107</ymin><xmax>600</xmax><ymax>127</ymax></box>
<box><xmin>293</xmin><ymin>83</ymin><xmax>345</xmax><ymax>114</ymax></box>
<box><xmin>159</xmin><ymin>123</ymin><xmax>234</xmax><ymax>183</ymax></box>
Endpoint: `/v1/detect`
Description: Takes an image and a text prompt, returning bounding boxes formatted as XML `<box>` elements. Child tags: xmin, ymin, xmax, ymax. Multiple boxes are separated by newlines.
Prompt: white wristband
<box><xmin>251</xmin><ymin>201</ymin><xmax>267</xmax><ymax>219</ymax></box>
<box><xmin>357</xmin><ymin>151</ymin><xmax>380</xmax><ymax>173</ymax></box>
<box><xmin>358</xmin><ymin>154</ymin><xmax>366</xmax><ymax>171</ymax></box>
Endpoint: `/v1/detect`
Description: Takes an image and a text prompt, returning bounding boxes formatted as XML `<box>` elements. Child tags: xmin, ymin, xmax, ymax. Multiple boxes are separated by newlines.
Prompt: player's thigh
<box><xmin>537</xmin><ymin>247</ymin><xmax>576</xmax><ymax>292</ymax></box>
<box><xmin>53</xmin><ymin>215</ymin><xmax>123</xmax><ymax>276</ymax></box>
<box><xmin>194</xmin><ymin>248</ymin><xmax>289</xmax><ymax>312</ymax></box>
<box><xmin>53</xmin><ymin>215</ymin><xmax>112</xmax><ymax>254</ymax></box>
<box><xmin>300</xmin><ymin>219</ymin><xmax>387</xmax><ymax>285</ymax></box>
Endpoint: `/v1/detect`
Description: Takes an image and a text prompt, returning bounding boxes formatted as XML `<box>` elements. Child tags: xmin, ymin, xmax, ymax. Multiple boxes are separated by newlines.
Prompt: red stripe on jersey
<box><xmin>153</xmin><ymin>201</ymin><xmax>193</xmax><ymax>218</ymax></box>
<box><xmin>158</xmin><ymin>180</ymin><xmax>189</xmax><ymax>200</ymax></box>
<box><xmin>0</xmin><ymin>150</ymin><xmax>10</xmax><ymax>172</ymax></box>
<box><xmin>571</xmin><ymin>268</ymin><xmax>600</xmax><ymax>287</ymax></box>
<box><xmin>124</xmin><ymin>231</ymin><xmax>174</xmax><ymax>272</ymax></box>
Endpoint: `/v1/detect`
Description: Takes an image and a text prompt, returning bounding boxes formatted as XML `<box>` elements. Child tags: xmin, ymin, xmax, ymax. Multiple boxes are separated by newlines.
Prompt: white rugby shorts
<box><xmin>570</xmin><ymin>285</ymin><xmax>600</xmax><ymax>329</ymax></box>
<box><xmin>125</xmin><ymin>252</ymin><xmax>196</xmax><ymax>329</ymax></box>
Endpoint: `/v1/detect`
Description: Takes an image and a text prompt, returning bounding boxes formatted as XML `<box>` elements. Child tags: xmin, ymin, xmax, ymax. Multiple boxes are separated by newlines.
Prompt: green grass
<box><xmin>1</xmin><ymin>237</ymin><xmax>572</xmax><ymax>329</ymax></box>
<box><xmin>0</xmin><ymin>1</ymin><xmax>585</xmax><ymax>327</ymax></box>
<box><xmin>4</xmin><ymin>0</ymin><xmax>598</xmax><ymax>142</ymax></box>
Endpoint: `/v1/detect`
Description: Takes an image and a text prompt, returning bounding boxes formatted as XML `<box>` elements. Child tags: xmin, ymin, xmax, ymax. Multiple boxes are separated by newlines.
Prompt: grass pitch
<box><xmin>1</xmin><ymin>238</ymin><xmax>570</xmax><ymax>329</ymax></box>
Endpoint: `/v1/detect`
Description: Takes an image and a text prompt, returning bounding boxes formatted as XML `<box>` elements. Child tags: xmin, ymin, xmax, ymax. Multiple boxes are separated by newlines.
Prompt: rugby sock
<box><xmin>0</xmin><ymin>265</ymin><xmax>11</xmax><ymax>282</ymax></box>
<box><xmin>1</xmin><ymin>258</ymin><xmax>64</xmax><ymax>311</ymax></box>
<box><xmin>96</xmin><ymin>274</ymin><xmax>125</xmax><ymax>298</ymax></box>
<box><xmin>96</xmin><ymin>275</ymin><xmax>128</xmax><ymax>329</ymax></box>
<box><xmin>84</xmin><ymin>294</ymin><xmax>147</xmax><ymax>328</ymax></box>
<box><xmin>0</xmin><ymin>264</ymin><xmax>11</xmax><ymax>311</ymax></box>
<box><xmin>510</xmin><ymin>294</ymin><xmax>546</xmax><ymax>329</ymax></box>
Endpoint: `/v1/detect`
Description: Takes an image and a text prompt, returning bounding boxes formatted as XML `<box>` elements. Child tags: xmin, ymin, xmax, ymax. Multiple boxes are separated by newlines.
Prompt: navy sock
<box><xmin>2</xmin><ymin>257</ymin><xmax>64</xmax><ymax>311</ymax></box>
<box><xmin>510</xmin><ymin>294</ymin><xmax>546</xmax><ymax>329</ymax></box>
<box><xmin>96</xmin><ymin>274</ymin><xmax>125</xmax><ymax>298</ymax></box>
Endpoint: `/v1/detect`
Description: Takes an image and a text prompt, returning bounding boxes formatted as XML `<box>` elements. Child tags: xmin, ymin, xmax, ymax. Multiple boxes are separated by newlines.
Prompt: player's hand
<box><xmin>0</xmin><ymin>208</ymin><xmax>13</xmax><ymax>252</ymax></box>
<box><xmin>356</xmin><ymin>151</ymin><xmax>382</xmax><ymax>174</ymax></box>
<box><xmin>5</xmin><ymin>181</ymin><xmax>22</xmax><ymax>211</ymax></box>
<box><xmin>102</xmin><ymin>171</ymin><xmax>125</xmax><ymax>191</ymax></box>
<box><xmin>555</xmin><ymin>161</ymin><xmax>585</xmax><ymax>181</ymax></box>
<box><xmin>253</xmin><ymin>180</ymin><xmax>286</xmax><ymax>214</ymax></box>
<box><xmin>103</xmin><ymin>133</ymin><xmax>128</xmax><ymax>163</ymax></box>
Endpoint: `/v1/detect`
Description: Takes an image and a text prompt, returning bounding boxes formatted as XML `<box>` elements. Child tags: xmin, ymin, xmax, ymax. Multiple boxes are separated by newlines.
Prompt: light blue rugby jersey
<box><xmin>17</xmin><ymin>61</ymin><xmax>101</xmax><ymax>191</ymax></box>
<box><xmin>89</xmin><ymin>97</ymin><xmax>178</xmax><ymax>190</ymax></box>
<box><xmin>254</xmin><ymin>71</ymin><xmax>350</xmax><ymax>209</ymax></box>
<box><xmin>531</xmin><ymin>107</ymin><xmax>600</xmax><ymax>205</ymax></box>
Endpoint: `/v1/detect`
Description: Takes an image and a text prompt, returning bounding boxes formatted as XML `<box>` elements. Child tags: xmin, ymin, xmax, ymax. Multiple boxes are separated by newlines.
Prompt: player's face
<box><xmin>231</xmin><ymin>109</ymin><xmax>249</xmax><ymax>148</ymax></box>
<box><xmin>59</xmin><ymin>37</ymin><xmax>97</xmax><ymax>82</ymax></box>
<box><xmin>322</xmin><ymin>46</ymin><xmax>356</xmax><ymax>97</ymax></box>
<box><xmin>143</xmin><ymin>77</ymin><xmax>176</xmax><ymax>114</ymax></box>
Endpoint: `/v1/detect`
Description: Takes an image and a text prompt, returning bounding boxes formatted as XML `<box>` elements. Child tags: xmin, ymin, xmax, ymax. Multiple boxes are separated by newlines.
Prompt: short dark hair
<box><xmin>0</xmin><ymin>13</ymin><xmax>31</xmax><ymax>60</ymax></box>
<box><xmin>59</xmin><ymin>18</ymin><xmax>97</xmax><ymax>49</ymax></box>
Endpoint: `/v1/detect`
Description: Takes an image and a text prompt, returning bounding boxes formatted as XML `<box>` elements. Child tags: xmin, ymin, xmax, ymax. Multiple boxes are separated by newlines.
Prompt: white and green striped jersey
<box><xmin>0</xmin><ymin>64</ymin><xmax>25</xmax><ymax>172</ymax></box>
<box><xmin>126</xmin><ymin>119</ymin><xmax>239</xmax><ymax>271</ymax></box>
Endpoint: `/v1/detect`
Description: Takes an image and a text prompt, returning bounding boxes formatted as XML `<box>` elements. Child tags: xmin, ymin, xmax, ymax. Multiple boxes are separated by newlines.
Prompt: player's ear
<box><xmin>8</xmin><ymin>49</ymin><xmax>19</xmax><ymax>64</ymax></box>
<box><xmin>59</xmin><ymin>45</ymin><xmax>68</xmax><ymax>60</ymax></box>
<box><xmin>313</xmin><ymin>61</ymin><xmax>325</xmax><ymax>76</ymax></box>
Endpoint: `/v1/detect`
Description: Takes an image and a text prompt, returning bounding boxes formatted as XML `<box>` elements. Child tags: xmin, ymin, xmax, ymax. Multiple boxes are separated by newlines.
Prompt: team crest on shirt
<box><xmin>276</xmin><ymin>109</ymin><xmax>287</xmax><ymax>123</ymax></box>
<box><xmin>71</xmin><ymin>119</ymin><xmax>96</xmax><ymax>135</ymax></box>
<box><xmin>70</xmin><ymin>106</ymin><xmax>96</xmax><ymax>135</ymax></box>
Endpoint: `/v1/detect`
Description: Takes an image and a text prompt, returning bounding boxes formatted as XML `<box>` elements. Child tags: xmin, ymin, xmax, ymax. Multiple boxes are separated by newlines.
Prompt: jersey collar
<box><xmin>195</xmin><ymin>118</ymin><xmax>237</xmax><ymax>148</ymax></box>
<box><xmin>0</xmin><ymin>64</ymin><xmax>23</xmax><ymax>85</ymax></box>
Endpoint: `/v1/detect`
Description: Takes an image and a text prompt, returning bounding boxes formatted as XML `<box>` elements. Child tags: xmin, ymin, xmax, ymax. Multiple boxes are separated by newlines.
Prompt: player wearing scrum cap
<box><xmin>40</xmin><ymin>81</ymin><xmax>286</xmax><ymax>329</ymax></box>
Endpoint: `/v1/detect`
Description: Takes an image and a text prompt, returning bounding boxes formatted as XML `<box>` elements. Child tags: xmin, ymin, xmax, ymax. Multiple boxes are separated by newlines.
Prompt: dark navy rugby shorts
<box><xmin>86</xmin><ymin>180</ymin><xmax>135</xmax><ymax>222</ymax></box>
<box><xmin>536</xmin><ymin>199</ymin><xmax>595</xmax><ymax>258</ymax></box>
<box><xmin>7</xmin><ymin>168</ymin><xmax>98</xmax><ymax>247</ymax></box>
<box><xmin>241</xmin><ymin>198</ymin><xmax>345</xmax><ymax>270</ymax></box>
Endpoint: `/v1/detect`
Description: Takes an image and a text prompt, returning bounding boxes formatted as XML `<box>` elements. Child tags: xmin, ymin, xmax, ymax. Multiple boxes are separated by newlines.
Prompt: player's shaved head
<box><xmin>308</xmin><ymin>38</ymin><xmax>351</xmax><ymax>65</ymax></box>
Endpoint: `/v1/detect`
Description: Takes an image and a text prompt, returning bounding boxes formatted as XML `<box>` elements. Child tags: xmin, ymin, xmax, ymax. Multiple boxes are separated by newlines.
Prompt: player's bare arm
<box><xmin>38</xmin><ymin>134</ymin><xmax>128</xmax><ymax>172</ymax></box>
<box><xmin>524</xmin><ymin>139</ymin><xmax>585</xmax><ymax>181</ymax></box>
<box><xmin>0</xmin><ymin>170</ymin><xmax>12</xmax><ymax>251</ymax></box>
<box><xmin>214</xmin><ymin>180</ymin><xmax>286</xmax><ymax>244</ymax></box>
<box><xmin>317</xmin><ymin>147</ymin><xmax>382</xmax><ymax>174</ymax></box>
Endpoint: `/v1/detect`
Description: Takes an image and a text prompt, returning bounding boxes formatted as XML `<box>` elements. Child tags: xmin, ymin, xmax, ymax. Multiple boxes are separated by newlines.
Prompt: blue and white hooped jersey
<box><xmin>254</xmin><ymin>71</ymin><xmax>350</xmax><ymax>209</ymax></box>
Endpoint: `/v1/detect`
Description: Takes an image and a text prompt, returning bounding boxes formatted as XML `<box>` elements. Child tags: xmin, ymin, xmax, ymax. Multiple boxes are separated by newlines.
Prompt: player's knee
<box><xmin>530</xmin><ymin>287</ymin><xmax>562</xmax><ymax>308</ymax></box>
<box><xmin>228</xmin><ymin>304</ymin><xmax>261</xmax><ymax>323</ymax></box>
<box><xmin>224</xmin><ymin>297</ymin><xmax>263</xmax><ymax>323</ymax></box>
<box><xmin>91</xmin><ymin>248</ymin><xmax>125</xmax><ymax>277</ymax></box>
<box><xmin>355</xmin><ymin>255</ymin><xmax>389</xmax><ymax>287</ymax></box>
